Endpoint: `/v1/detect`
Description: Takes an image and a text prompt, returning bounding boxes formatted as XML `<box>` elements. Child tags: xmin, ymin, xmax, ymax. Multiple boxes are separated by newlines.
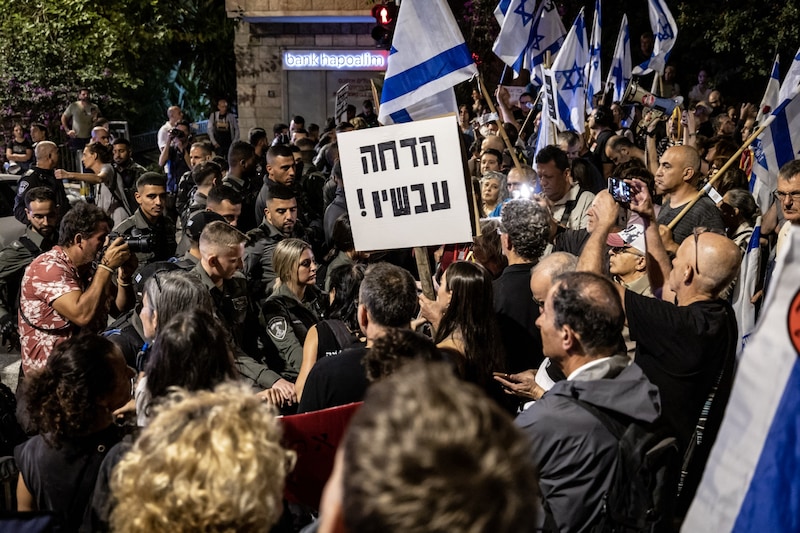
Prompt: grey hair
<box><xmin>500</xmin><ymin>199</ymin><xmax>551</xmax><ymax>261</ymax></box>
<box><xmin>142</xmin><ymin>271</ymin><xmax>213</xmax><ymax>329</ymax></box>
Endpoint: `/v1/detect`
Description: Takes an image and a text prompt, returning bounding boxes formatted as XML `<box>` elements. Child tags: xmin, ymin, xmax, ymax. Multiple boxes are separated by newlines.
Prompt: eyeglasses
<box><xmin>299</xmin><ymin>258</ymin><xmax>316</xmax><ymax>268</ymax></box>
<box><xmin>532</xmin><ymin>294</ymin><xmax>544</xmax><ymax>309</ymax></box>
<box><xmin>692</xmin><ymin>226</ymin><xmax>724</xmax><ymax>275</ymax></box>
<box><xmin>774</xmin><ymin>190</ymin><xmax>800</xmax><ymax>204</ymax></box>
<box><xmin>610</xmin><ymin>246</ymin><xmax>643</xmax><ymax>256</ymax></box>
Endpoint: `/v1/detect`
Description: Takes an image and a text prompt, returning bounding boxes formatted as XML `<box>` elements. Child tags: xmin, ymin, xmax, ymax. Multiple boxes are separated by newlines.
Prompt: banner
<box><xmin>338</xmin><ymin>115</ymin><xmax>473</xmax><ymax>250</ymax></box>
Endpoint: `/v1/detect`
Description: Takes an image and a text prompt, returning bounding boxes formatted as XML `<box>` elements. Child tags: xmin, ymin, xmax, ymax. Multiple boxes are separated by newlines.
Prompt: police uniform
<box><xmin>113</xmin><ymin>208</ymin><xmax>177</xmax><ymax>269</ymax></box>
<box><xmin>243</xmin><ymin>220</ymin><xmax>306</xmax><ymax>307</ymax></box>
<box><xmin>12</xmin><ymin>167</ymin><xmax>70</xmax><ymax>224</ymax></box>
<box><xmin>192</xmin><ymin>262</ymin><xmax>280</xmax><ymax>389</ymax></box>
<box><xmin>0</xmin><ymin>228</ymin><xmax>55</xmax><ymax>332</ymax></box>
<box><xmin>261</xmin><ymin>282</ymin><xmax>323</xmax><ymax>382</ymax></box>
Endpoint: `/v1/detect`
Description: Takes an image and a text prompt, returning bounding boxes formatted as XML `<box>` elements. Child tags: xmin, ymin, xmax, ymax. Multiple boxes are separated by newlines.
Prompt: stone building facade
<box><xmin>225</xmin><ymin>0</ymin><xmax>388</xmax><ymax>133</ymax></box>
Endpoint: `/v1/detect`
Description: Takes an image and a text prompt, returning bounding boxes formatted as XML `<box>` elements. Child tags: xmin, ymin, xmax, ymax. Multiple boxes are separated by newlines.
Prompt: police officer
<box><xmin>113</xmin><ymin>173</ymin><xmax>177</xmax><ymax>273</ymax></box>
<box><xmin>0</xmin><ymin>187</ymin><xmax>59</xmax><ymax>349</ymax></box>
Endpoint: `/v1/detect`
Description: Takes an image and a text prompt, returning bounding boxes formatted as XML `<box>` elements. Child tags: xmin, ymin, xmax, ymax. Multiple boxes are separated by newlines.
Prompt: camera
<box><xmin>169</xmin><ymin>127</ymin><xmax>187</xmax><ymax>139</ymax></box>
<box><xmin>107</xmin><ymin>229</ymin><xmax>153</xmax><ymax>254</ymax></box>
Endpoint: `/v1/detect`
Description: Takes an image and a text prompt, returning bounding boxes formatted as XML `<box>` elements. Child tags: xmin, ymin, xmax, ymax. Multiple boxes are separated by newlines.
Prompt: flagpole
<box><xmin>478</xmin><ymin>74</ymin><xmax>523</xmax><ymax>170</ymax></box>
<box><xmin>518</xmin><ymin>90</ymin><xmax>544</xmax><ymax>137</ymax></box>
<box><xmin>666</xmin><ymin>122</ymin><xmax>771</xmax><ymax>230</ymax></box>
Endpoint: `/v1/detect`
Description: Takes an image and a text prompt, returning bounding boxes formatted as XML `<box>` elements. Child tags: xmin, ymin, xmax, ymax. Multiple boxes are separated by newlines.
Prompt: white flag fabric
<box><xmin>749</xmin><ymin>92</ymin><xmax>800</xmax><ymax>212</ymax></box>
<box><xmin>777</xmin><ymin>45</ymin><xmax>800</xmax><ymax>107</ymax></box>
<box><xmin>585</xmin><ymin>0</ymin><xmax>602</xmax><ymax>111</ymax></box>
<box><xmin>378</xmin><ymin>0</ymin><xmax>478</xmax><ymax>125</ymax></box>
<box><xmin>536</xmin><ymin>85</ymin><xmax>557</xmax><ymax>157</ymax></box>
<box><xmin>730</xmin><ymin>217</ymin><xmax>762</xmax><ymax>357</ymax></box>
<box><xmin>682</xmin><ymin>226</ymin><xmax>800</xmax><ymax>532</ymax></box>
<box><xmin>632</xmin><ymin>0</ymin><xmax>677</xmax><ymax>76</ymax></box>
<box><xmin>492</xmin><ymin>0</ymin><xmax>545</xmax><ymax>76</ymax></box>
<box><xmin>493</xmin><ymin>0</ymin><xmax>512</xmax><ymax>26</ymax></box>
<box><xmin>547</xmin><ymin>8</ymin><xmax>588</xmax><ymax>133</ymax></box>
<box><xmin>756</xmin><ymin>54</ymin><xmax>780</xmax><ymax>125</ymax></box>
<box><xmin>530</xmin><ymin>0</ymin><xmax>567</xmax><ymax>73</ymax></box>
<box><xmin>605</xmin><ymin>14</ymin><xmax>631</xmax><ymax>104</ymax></box>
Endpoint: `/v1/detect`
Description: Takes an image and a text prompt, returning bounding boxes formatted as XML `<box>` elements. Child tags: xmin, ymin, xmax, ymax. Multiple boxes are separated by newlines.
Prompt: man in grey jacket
<box><xmin>515</xmin><ymin>271</ymin><xmax>662</xmax><ymax>532</ymax></box>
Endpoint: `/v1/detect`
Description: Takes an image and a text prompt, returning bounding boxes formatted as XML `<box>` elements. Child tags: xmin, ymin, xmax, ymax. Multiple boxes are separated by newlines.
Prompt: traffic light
<box><xmin>371</xmin><ymin>2</ymin><xmax>398</xmax><ymax>49</ymax></box>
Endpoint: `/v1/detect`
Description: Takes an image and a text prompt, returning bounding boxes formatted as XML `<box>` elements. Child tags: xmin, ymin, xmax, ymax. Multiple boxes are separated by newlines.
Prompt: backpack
<box><xmin>562</xmin><ymin>396</ymin><xmax>680</xmax><ymax>533</ymax></box>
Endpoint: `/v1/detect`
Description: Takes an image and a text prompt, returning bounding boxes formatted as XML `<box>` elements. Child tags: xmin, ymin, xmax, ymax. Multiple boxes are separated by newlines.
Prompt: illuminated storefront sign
<box><xmin>283</xmin><ymin>50</ymin><xmax>389</xmax><ymax>71</ymax></box>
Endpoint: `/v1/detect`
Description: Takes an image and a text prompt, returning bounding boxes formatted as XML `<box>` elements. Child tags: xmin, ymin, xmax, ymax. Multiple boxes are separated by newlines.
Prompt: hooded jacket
<box><xmin>515</xmin><ymin>355</ymin><xmax>661</xmax><ymax>533</ymax></box>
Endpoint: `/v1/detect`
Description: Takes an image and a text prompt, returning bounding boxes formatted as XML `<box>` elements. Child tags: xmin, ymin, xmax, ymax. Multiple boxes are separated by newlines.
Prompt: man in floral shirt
<box><xmin>18</xmin><ymin>202</ymin><xmax>137</xmax><ymax>374</ymax></box>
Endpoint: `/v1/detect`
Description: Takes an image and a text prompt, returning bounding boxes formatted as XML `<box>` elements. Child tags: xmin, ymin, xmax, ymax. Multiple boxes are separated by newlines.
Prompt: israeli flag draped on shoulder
<box><xmin>682</xmin><ymin>226</ymin><xmax>800</xmax><ymax>532</ymax></box>
<box><xmin>749</xmin><ymin>86</ymin><xmax>800</xmax><ymax>212</ymax></box>
<box><xmin>378</xmin><ymin>0</ymin><xmax>477</xmax><ymax>125</ymax></box>
<box><xmin>605</xmin><ymin>14</ymin><xmax>631</xmax><ymax>104</ymax></box>
<box><xmin>585</xmin><ymin>0</ymin><xmax>602</xmax><ymax>111</ymax></box>
<box><xmin>632</xmin><ymin>0</ymin><xmax>677</xmax><ymax>76</ymax></box>
<box><xmin>542</xmin><ymin>8</ymin><xmax>588</xmax><ymax>133</ymax></box>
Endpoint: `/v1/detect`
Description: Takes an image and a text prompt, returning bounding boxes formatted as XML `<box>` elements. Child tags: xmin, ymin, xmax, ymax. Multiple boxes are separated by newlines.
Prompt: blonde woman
<box><xmin>262</xmin><ymin>238</ymin><xmax>324</xmax><ymax>405</ymax></box>
<box><xmin>110</xmin><ymin>383</ymin><xmax>295</xmax><ymax>532</ymax></box>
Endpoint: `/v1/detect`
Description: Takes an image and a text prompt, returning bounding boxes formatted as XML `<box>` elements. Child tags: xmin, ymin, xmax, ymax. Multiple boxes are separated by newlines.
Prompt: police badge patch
<box><xmin>268</xmin><ymin>316</ymin><xmax>288</xmax><ymax>340</ymax></box>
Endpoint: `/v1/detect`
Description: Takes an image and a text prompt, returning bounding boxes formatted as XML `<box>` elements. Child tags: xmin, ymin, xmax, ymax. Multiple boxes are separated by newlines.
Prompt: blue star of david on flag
<box><xmin>558</xmin><ymin>62</ymin><xmax>585</xmax><ymax>95</ymax></box>
<box><xmin>513</xmin><ymin>0</ymin><xmax>534</xmax><ymax>26</ymax></box>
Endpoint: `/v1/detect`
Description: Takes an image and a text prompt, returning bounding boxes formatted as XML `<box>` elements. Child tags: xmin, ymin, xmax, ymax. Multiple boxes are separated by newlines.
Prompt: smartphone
<box><xmin>608</xmin><ymin>177</ymin><xmax>632</xmax><ymax>204</ymax></box>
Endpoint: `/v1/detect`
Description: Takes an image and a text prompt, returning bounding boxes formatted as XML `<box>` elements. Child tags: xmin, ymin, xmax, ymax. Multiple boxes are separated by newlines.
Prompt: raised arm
<box><xmin>627</xmin><ymin>178</ymin><xmax>675</xmax><ymax>302</ymax></box>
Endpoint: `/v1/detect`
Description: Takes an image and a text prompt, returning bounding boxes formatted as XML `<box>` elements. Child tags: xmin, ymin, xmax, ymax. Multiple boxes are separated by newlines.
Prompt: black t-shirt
<box><xmin>493</xmin><ymin>263</ymin><xmax>543</xmax><ymax>373</ymax></box>
<box><xmin>298</xmin><ymin>344</ymin><xmax>368</xmax><ymax>414</ymax></box>
<box><xmin>656</xmin><ymin>195</ymin><xmax>725</xmax><ymax>245</ymax></box>
<box><xmin>14</xmin><ymin>424</ymin><xmax>126</xmax><ymax>531</ymax></box>
<box><xmin>625</xmin><ymin>291</ymin><xmax>737</xmax><ymax>448</ymax></box>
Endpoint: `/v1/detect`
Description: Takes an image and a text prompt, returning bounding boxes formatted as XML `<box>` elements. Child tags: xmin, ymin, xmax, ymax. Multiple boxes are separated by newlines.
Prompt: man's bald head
<box><xmin>670</xmin><ymin>145</ymin><xmax>702</xmax><ymax>175</ymax></box>
<box><xmin>530</xmin><ymin>252</ymin><xmax>578</xmax><ymax>303</ymax></box>
<box><xmin>690</xmin><ymin>231</ymin><xmax>742</xmax><ymax>297</ymax></box>
<box><xmin>481</xmin><ymin>135</ymin><xmax>505</xmax><ymax>153</ymax></box>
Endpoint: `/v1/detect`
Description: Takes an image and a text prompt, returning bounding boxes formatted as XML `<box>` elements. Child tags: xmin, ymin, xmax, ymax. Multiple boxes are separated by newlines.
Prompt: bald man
<box><xmin>653</xmin><ymin>145</ymin><xmax>725</xmax><ymax>251</ymax></box>
<box><xmin>13</xmin><ymin>141</ymin><xmax>69</xmax><ymax>223</ymax></box>
<box><xmin>579</xmin><ymin>185</ymin><xmax>741</xmax><ymax>514</ymax></box>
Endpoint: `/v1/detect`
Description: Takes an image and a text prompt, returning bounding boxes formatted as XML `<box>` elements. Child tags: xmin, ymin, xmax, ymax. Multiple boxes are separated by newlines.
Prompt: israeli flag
<box><xmin>756</xmin><ymin>54</ymin><xmax>780</xmax><ymax>125</ymax></box>
<box><xmin>749</xmin><ymin>91</ymin><xmax>800</xmax><ymax>212</ymax></box>
<box><xmin>492</xmin><ymin>0</ymin><xmax>544</xmax><ymax>77</ymax></box>
<box><xmin>585</xmin><ymin>0</ymin><xmax>602</xmax><ymax>111</ymax></box>
<box><xmin>730</xmin><ymin>217</ymin><xmax>762</xmax><ymax>358</ymax></box>
<box><xmin>777</xmin><ymin>45</ymin><xmax>800</xmax><ymax>107</ymax></box>
<box><xmin>605</xmin><ymin>14</ymin><xmax>631</xmax><ymax>104</ymax></box>
<box><xmin>378</xmin><ymin>0</ymin><xmax>478</xmax><ymax>125</ymax></box>
<box><xmin>530</xmin><ymin>0</ymin><xmax>567</xmax><ymax>74</ymax></box>
<box><xmin>632</xmin><ymin>0</ymin><xmax>677</xmax><ymax>76</ymax></box>
<box><xmin>494</xmin><ymin>0</ymin><xmax>512</xmax><ymax>26</ymax></box>
<box><xmin>682</xmin><ymin>227</ymin><xmax>800</xmax><ymax>532</ymax></box>
<box><xmin>545</xmin><ymin>8</ymin><xmax>588</xmax><ymax>133</ymax></box>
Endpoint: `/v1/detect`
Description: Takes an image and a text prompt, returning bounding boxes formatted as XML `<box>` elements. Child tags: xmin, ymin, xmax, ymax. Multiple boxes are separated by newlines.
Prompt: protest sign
<box><xmin>337</xmin><ymin>115</ymin><xmax>473</xmax><ymax>251</ymax></box>
<box><xmin>335</xmin><ymin>83</ymin><xmax>349</xmax><ymax>123</ymax></box>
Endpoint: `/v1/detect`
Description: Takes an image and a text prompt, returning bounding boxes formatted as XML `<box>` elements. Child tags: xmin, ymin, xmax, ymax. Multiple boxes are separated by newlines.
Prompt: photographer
<box><xmin>158</xmin><ymin>120</ymin><xmax>191</xmax><ymax>197</ymax></box>
<box><xmin>18</xmin><ymin>202</ymin><xmax>137</xmax><ymax>375</ymax></box>
<box><xmin>113</xmin><ymin>173</ymin><xmax>177</xmax><ymax>272</ymax></box>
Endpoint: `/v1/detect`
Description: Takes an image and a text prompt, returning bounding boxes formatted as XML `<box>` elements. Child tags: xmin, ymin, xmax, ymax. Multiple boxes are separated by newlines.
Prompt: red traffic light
<box><xmin>371</xmin><ymin>2</ymin><xmax>396</xmax><ymax>27</ymax></box>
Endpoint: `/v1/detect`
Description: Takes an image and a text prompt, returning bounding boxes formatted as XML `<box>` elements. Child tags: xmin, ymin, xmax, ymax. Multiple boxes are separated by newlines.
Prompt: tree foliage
<box><xmin>0</xmin><ymin>0</ymin><xmax>236</xmax><ymax>136</ymax></box>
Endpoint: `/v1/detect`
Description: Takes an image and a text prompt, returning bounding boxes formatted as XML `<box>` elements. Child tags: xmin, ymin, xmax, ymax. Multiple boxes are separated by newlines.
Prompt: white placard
<box><xmin>338</xmin><ymin>115</ymin><xmax>473</xmax><ymax>251</ymax></box>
